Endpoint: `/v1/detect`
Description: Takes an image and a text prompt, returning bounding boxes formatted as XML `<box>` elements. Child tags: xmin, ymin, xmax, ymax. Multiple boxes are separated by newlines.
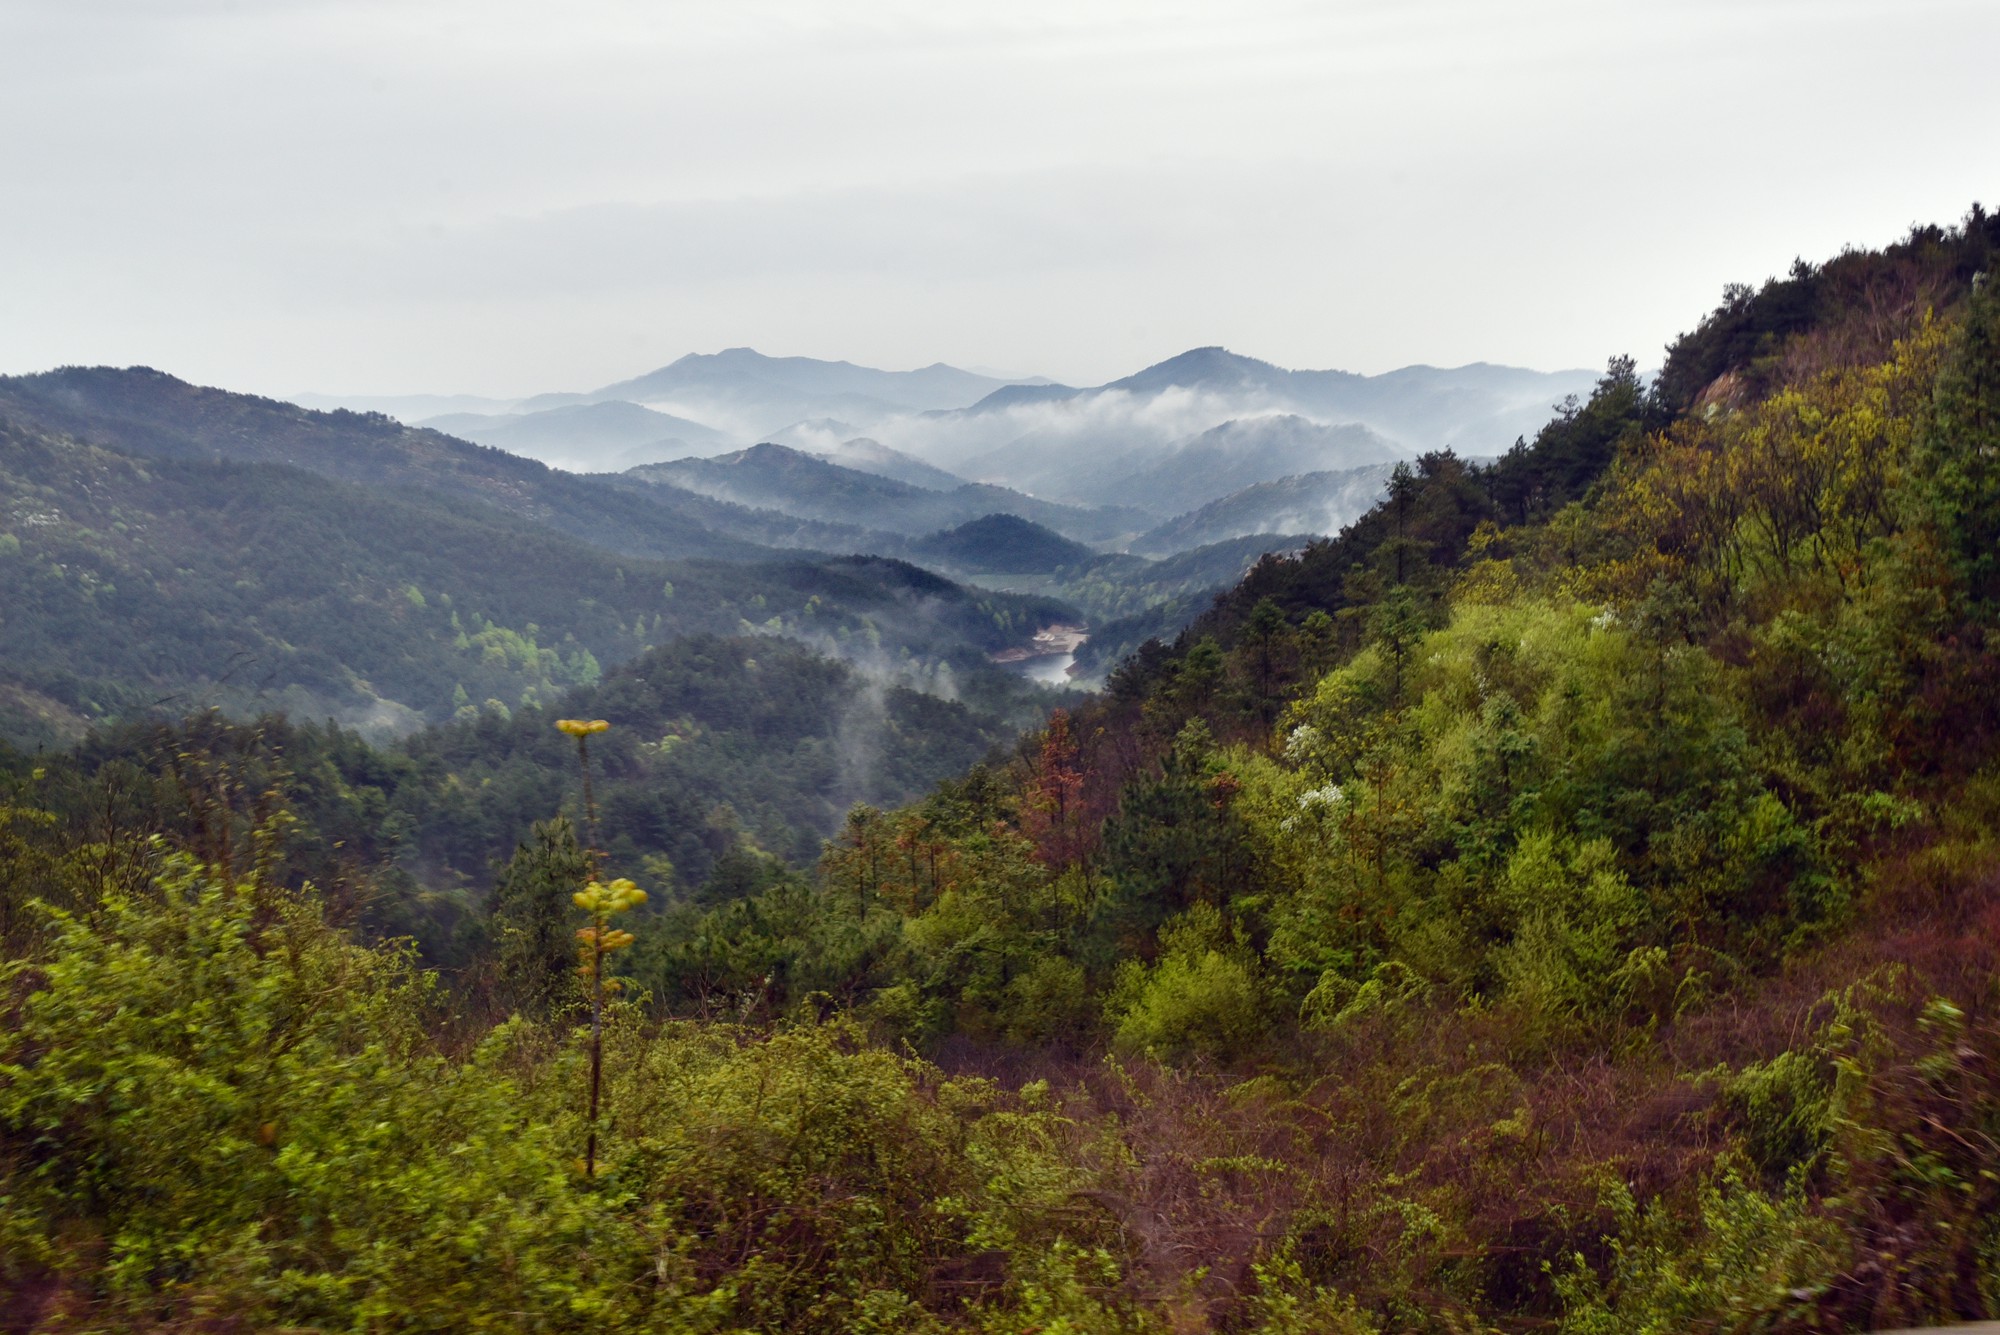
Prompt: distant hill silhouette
<box><xmin>910</xmin><ymin>514</ymin><xmax>1096</xmax><ymax>574</ymax></box>
<box><xmin>418</xmin><ymin>401</ymin><xmax>734</xmax><ymax>472</ymax></box>
<box><xmin>304</xmin><ymin>346</ymin><xmax>1593</xmax><ymax>526</ymax></box>
<box><xmin>1132</xmin><ymin>462</ymin><xmax>1401</xmax><ymax>554</ymax></box>
<box><xmin>631</xmin><ymin>443</ymin><xmax>1150</xmax><ymax>546</ymax></box>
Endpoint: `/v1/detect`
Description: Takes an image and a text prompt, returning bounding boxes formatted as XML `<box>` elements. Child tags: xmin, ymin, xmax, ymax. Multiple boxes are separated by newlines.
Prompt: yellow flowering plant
<box><xmin>576</xmin><ymin>873</ymin><xmax>646</xmax><ymax>1175</ymax></box>
<box><xmin>573</xmin><ymin>877</ymin><xmax>646</xmax><ymax>981</ymax></box>
<box><xmin>555</xmin><ymin>718</ymin><xmax>642</xmax><ymax>1176</ymax></box>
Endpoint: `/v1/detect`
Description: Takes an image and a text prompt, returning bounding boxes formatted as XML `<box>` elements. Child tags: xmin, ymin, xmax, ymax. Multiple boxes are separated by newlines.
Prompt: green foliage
<box><xmin>1250</xmin><ymin>597</ymin><xmax>1826</xmax><ymax>1031</ymax></box>
<box><xmin>11</xmin><ymin>207</ymin><xmax>2000</xmax><ymax>1335</ymax></box>
<box><xmin>1239</xmin><ymin>1247</ymin><xmax>1381</xmax><ymax>1335</ymax></box>
<box><xmin>604</xmin><ymin>1020</ymin><xmax>985</xmax><ymax>1330</ymax></box>
<box><xmin>1106</xmin><ymin>903</ymin><xmax>1265</xmax><ymax>1061</ymax></box>
<box><xmin>0</xmin><ymin>391</ymin><xmax>1076</xmax><ymax>744</ymax></box>
<box><xmin>0</xmin><ymin>843</ymin><xmax>1151</xmax><ymax>1331</ymax></box>
<box><xmin>1098</xmin><ymin>720</ymin><xmax>1258</xmax><ymax>948</ymax></box>
<box><xmin>0</xmin><ymin>857</ymin><xmax>645</xmax><ymax>1329</ymax></box>
<box><xmin>634</xmin><ymin>869</ymin><xmax>897</xmax><ymax>1016</ymax></box>
<box><xmin>1551</xmin><ymin>1162</ymin><xmax>1845</xmax><ymax>1335</ymax></box>
<box><xmin>1489</xmin><ymin>833</ymin><xmax>1644</xmax><ymax>1034</ymax></box>
<box><xmin>489</xmin><ymin>815</ymin><xmax>589</xmax><ymax>1017</ymax></box>
<box><xmin>30</xmin><ymin>635</ymin><xmax>1025</xmax><ymax>943</ymax></box>
<box><xmin>1918</xmin><ymin>274</ymin><xmax>2000</xmax><ymax>613</ymax></box>
<box><xmin>1717</xmin><ymin>1049</ymin><xmax>1834</xmax><ymax>1179</ymax></box>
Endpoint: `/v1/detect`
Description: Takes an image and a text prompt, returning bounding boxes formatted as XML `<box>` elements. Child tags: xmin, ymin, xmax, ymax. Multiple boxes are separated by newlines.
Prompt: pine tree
<box><xmin>1920</xmin><ymin>276</ymin><xmax>2000</xmax><ymax>615</ymax></box>
<box><xmin>490</xmin><ymin>816</ymin><xmax>588</xmax><ymax>1018</ymax></box>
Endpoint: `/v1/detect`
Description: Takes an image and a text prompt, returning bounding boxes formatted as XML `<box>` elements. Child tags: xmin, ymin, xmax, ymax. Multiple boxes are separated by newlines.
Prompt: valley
<box><xmin>7</xmin><ymin>206</ymin><xmax>2000</xmax><ymax>1334</ymax></box>
<box><xmin>0</xmin><ymin>342</ymin><xmax>1591</xmax><ymax>751</ymax></box>
<box><xmin>9</xmin><ymin>0</ymin><xmax>1999</xmax><ymax>1327</ymax></box>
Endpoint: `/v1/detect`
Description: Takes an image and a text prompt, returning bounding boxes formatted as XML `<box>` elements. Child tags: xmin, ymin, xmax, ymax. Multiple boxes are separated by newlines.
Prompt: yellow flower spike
<box><xmin>557</xmin><ymin>718</ymin><xmax>610</xmax><ymax>737</ymax></box>
<box><xmin>603</xmin><ymin>879</ymin><xmax>646</xmax><ymax>912</ymax></box>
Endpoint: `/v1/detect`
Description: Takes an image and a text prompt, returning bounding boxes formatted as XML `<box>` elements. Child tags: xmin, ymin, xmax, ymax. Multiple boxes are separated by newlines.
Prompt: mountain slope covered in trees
<box><xmin>0</xmin><ymin>367</ymin><xmax>778</xmax><ymax>563</ymax></box>
<box><xmin>14</xmin><ymin>633</ymin><xmax>1041</xmax><ymax>955</ymax></box>
<box><xmin>0</xmin><ymin>403</ymin><xmax>1078</xmax><ymax>746</ymax></box>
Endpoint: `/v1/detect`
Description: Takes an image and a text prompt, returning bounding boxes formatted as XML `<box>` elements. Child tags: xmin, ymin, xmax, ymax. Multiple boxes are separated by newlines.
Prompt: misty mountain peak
<box><xmin>1109</xmin><ymin>347</ymin><xmax>1288</xmax><ymax>394</ymax></box>
<box><xmin>725</xmin><ymin>441</ymin><xmax>820</xmax><ymax>466</ymax></box>
<box><xmin>590</xmin><ymin>350</ymin><xmax>1031</xmax><ymax>423</ymax></box>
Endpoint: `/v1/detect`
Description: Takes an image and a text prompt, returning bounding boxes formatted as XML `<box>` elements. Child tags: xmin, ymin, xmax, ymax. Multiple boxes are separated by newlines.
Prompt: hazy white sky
<box><xmin>2</xmin><ymin>0</ymin><xmax>1993</xmax><ymax>396</ymax></box>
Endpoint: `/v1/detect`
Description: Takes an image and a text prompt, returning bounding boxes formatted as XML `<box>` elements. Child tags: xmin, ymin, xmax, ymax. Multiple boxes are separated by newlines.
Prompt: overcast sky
<box><xmin>2</xmin><ymin>0</ymin><xmax>1994</xmax><ymax>397</ymax></box>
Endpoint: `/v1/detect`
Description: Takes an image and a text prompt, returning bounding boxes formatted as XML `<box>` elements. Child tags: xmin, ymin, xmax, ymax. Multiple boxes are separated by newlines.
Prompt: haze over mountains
<box><xmin>631</xmin><ymin>443</ymin><xmax>1149</xmax><ymax>546</ymax></box>
<box><xmin>230</xmin><ymin>347</ymin><xmax>1599</xmax><ymax>694</ymax></box>
<box><xmin>0</xmin><ymin>352</ymin><xmax>1398</xmax><ymax>746</ymax></box>
<box><xmin>1131</xmin><ymin>461</ymin><xmax>1402</xmax><ymax>555</ymax></box>
<box><xmin>303</xmin><ymin>345</ymin><xmax>1593</xmax><ymax>554</ymax></box>
<box><xmin>0</xmin><ymin>341</ymin><xmax>1603</xmax><ymax>747</ymax></box>
<box><xmin>0</xmin><ymin>343</ymin><xmax>1596</xmax><ymax>728</ymax></box>
<box><xmin>0</xmin><ymin>366</ymin><xmax>1084</xmax><ymax>746</ymax></box>
<box><xmin>421</xmin><ymin>401</ymin><xmax>736</xmax><ymax>474</ymax></box>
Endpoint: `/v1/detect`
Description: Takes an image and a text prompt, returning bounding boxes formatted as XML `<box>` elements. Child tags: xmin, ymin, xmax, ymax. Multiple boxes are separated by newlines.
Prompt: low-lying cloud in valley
<box><xmin>374</xmin><ymin>346</ymin><xmax>1597</xmax><ymax>533</ymax></box>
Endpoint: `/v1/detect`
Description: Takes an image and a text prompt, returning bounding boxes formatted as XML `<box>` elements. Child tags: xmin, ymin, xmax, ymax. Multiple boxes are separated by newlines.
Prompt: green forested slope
<box><xmin>908</xmin><ymin>513</ymin><xmax>1098</xmax><ymax>574</ymax></box>
<box><xmin>1041</xmin><ymin>534</ymin><xmax>1310</xmax><ymax>671</ymax></box>
<box><xmin>0</xmin><ymin>413</ymin><xmax>1076</xmax><ymax>745</ymax></box>
<box><xmin>4</xmin><ymin>209</ymin><xmax>2000</xmax><ymax>1334</ymax></box>
<box><xmin>18</xmin><ymin>634</ymin><xmax>1025</xmax><ymax>955</ymax></box>
<box><xmin>0</xmin><ymin>366</ymin><xmax>777</xmax><ymax>561</ymax></box>
<box><xmin>0</xmin><ymin>364</ymin><xmax>1053</xmax><ymax>564</ymax></box>
<box><xmin>395</xmin><ymin>632</ymin><xmax>1029</xmax><ymax>892</ymax></box>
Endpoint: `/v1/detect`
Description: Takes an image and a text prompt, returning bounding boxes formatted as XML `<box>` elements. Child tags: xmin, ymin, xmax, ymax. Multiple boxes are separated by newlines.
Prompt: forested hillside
<box><xmin>4</xmin><ymin>208</ymin><xmax>2000</xmax><ymax>1332</ymax></box>
<box><xmin>0</xmin><ymin>365</ymin><xmax>1120</xmax><ymax>571</ymax></box>
<box><xmin>1011</xmin><ymin>534</ymin><xmax>1313</xmax><ymax>663</ymax></box>
<box><xmin>14</xmin><ymin>634</ymin><xmax>1036</xmax><ymax>958</ymax></box>
<box><xmin>0</xmin><ymin>367</ymin><xmax>773</xmax><ymax>562</ymax></box>
<box><xmin>0</xmin><ymin>403</ymin><xmax>1075</xmax><ymax>746</ymax></box>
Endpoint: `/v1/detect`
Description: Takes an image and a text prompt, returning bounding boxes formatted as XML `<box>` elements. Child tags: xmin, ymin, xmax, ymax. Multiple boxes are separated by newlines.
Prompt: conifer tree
<box><xmin>490</xmin><ymin>816</ymin><xmax>588</xmax><ymax>1018</ymax></box>
<box><xmin>1921</xmin><ymin>276</ymin><xmax>2000</xmax><ymax>614</ymax></box>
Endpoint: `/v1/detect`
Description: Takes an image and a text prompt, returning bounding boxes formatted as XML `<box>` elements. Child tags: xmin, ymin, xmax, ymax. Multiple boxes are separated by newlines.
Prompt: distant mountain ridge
<box><xmin>496</xmin><ymin>349</ymin><xmax>1053</xmax><ymax>445</ymax></box>
<box><xmin>807</xmin><ymin>437</ymin><xmax>965</xmax><ymax>491</ymax></box>
<box><xmin>1116</xmin><ymin>415</ymin><xmax>1400</xmax><ymax>515</ymax></box>
<box><xmin>1132</xmin><ymin>463</ymin><xmax>1400</xmax><ymax>555</ymax></box>
<box><xmin>885</xmin><ymin>348</ymin><xmax>1595</xmax><ymax>509</ymax></box>
<box><xmin>594</xmin><ymin>349</ymin><xmax>1038</xmax><ymax>413</ymax></box>
<box><xmin>944</xmin><ymin>412</ymin><xmax>1399</xmax><ymax>514</ymax></box>
<box><xmin>0</xmin><ymin>367</ymin><xmax>1103</xmax><ymax>741</ymax></box>
<box><xmin>630</xmin><ymin>442</ymin><xmax>1153</xmax><ymax>546</ymax></box>
<box><xmin>0</xmin><ymin>352</ymin><xmax>1586</xmax><ymax>751</ymax></box>
<box><xmin>298</xmin><ymin>346</ymin><xmax>1592</xmax><ymax>522</ymax></box>
<box><xmin>421</xmin><ymin>401</ymin><xmax>735</xmax><ymax>472</ymax></box>
<box><xmin>962</xmin><ymin>347</ymin><xmax>1592</xmax><ymax>442</ymax></box>
<box><xmin>0</xmin><ymin>366</ymin><xmax>776</xmax><ymax>564</ymax></box>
